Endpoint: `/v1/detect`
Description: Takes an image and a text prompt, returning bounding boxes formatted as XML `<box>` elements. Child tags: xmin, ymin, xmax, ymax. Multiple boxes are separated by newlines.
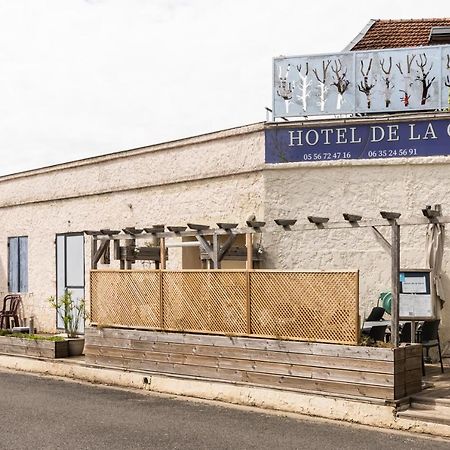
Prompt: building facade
<box><xmin>1</xmin><ymin>113</ymin><xmax>450</xmax><ymax>351</ymax></box>
<box><xmin>1</xmin><ymin>18</ymin><xmax>450</xmax><ymax>353</ymax></box>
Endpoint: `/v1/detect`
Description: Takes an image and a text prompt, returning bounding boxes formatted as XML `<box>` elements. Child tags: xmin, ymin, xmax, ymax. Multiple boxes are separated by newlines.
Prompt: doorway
<box><xmin>56</xmin><ymin>233</ymin><xmax>85</xmax><ymax>333</ymax></box>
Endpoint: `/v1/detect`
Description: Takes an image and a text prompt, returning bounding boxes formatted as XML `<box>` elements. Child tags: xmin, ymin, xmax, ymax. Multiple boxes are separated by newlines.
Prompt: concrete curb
<box><xmin>0</xmin><ymin>354</ymin><xmax>449</xmax><ymax>438</ymax></box>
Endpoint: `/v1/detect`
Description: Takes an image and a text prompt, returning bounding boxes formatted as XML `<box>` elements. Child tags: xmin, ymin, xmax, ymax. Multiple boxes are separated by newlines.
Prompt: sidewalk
<box><xmin>0</xmin><ymin>352</ymin><xmax>449</xmax><ymax>439</ymax></box>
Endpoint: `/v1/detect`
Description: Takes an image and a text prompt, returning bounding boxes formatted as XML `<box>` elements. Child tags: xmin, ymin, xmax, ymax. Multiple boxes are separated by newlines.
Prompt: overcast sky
<box><xmin>0</xmin><ymin>0</ymin><xmax>447</xmax><ymax>175</ymax></box>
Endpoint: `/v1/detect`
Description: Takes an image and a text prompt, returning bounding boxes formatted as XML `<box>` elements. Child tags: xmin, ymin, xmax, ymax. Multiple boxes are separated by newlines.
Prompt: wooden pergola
<box><xmin>85</xmin><ymin>206</ymin><xmax>445</xmax><ymax>347</ymax></box>
<box><xmin>86</xmin><ymin>221</ymin><xmax>266</xmax><ymax>271</ymax></box>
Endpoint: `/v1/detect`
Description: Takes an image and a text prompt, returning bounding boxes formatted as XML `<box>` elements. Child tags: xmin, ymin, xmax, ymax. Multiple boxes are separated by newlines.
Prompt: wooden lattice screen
<box><xmin>90</xmin><ymin>270</ymin><xmax>359</xmax><ymax>344</ymax></box>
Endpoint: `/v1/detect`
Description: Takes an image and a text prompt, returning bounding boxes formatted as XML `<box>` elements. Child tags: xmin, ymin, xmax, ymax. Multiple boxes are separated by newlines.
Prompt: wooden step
<box><xmin>409</xmin><ymin>401</ymin><xmax>450</xmax><ymax>415</ymax></box>
<box><xmin>410</xmin><ymin>394</ymin><xmax>450</xmax><ymax>407</ymax></box>
<box><xmin>398</xmin><ymin>408</ymin><xmax>450</xmax><ymax>426</ymax></box>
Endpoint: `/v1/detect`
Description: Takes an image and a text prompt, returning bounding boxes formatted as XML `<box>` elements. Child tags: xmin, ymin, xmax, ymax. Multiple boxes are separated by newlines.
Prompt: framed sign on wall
<box><xmin>399</xmin><ymin>269</ymin><xmax>435</xmax><ymax>320</ymax></box>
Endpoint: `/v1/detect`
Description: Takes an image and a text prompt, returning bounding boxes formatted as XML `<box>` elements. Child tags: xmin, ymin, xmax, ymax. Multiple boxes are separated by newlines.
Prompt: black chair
<box><xmin>417</xmin><ymin>320</ymin><xmax>444</xmax><ymax>375</ymax></box>
<box><xmin>366</xmin><ymin>307</ymin><xmax>385</xmax><ymax>322</ymax></box>
<box><xmin>368</xmin><ymin>325</ymin><xmax>387</xmax><ymax>342</ymax></box>
<box><xmin>399</xmin><ymin>322</ymin><xmax>412</xmax><ymax>343</ymax></box>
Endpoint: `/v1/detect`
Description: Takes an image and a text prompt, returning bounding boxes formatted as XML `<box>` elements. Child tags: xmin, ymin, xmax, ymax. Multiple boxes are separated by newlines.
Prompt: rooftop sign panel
<box><xmin>273</xmin><ymin>45</ymin><xmax>450</xmax><ymax>118</ymax></box>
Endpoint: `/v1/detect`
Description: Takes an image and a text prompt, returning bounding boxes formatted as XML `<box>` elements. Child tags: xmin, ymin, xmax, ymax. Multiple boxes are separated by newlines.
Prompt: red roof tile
<box><xmin>350</xmin><ymin>18</ymin><xmax>450</xmax><ymax>51</ymax></box>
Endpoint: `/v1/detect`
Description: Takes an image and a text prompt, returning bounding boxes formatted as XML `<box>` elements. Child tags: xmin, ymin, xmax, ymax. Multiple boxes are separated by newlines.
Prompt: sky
<box><xmin>0</xmin><ymin>0</ymin><xmax>448</xmax><ymax>175</ymax></box>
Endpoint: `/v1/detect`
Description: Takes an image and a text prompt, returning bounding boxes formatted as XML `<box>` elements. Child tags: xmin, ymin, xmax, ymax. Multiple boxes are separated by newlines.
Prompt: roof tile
<box><xmin>351</xmin><ymin>18</ymin><xmax>450</xmax><ymax>51</ymax></box>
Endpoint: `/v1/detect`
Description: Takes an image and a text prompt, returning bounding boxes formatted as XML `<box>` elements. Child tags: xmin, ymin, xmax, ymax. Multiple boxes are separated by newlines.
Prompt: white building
<box><xmin>1</xmin><ymin>18</ymin><xmax>450</xmax><ymax>354</ymax></box>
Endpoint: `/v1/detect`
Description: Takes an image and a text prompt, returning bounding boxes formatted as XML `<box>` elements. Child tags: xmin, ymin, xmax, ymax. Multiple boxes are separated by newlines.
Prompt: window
<box><xmin>8</xmin><ymin>236</ymin><xmax>28</xmax><ymax>293</ymax></box>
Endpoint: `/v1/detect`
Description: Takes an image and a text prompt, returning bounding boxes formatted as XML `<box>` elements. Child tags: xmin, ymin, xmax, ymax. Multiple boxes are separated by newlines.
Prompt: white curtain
<box><xmin>426</xmin><ymin>223</ymin><xmax>445</xmax><ymax>310</ymax></box>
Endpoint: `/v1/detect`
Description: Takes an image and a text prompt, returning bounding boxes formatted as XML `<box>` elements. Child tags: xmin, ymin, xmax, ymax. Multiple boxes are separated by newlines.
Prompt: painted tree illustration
<box><xmin>312</xmin><ymin>59</ymin><xmax>331</xmax><ymax>112</ymax></box>
<box><xmin>380</xmin><ymin>57</ymin><xmax>394</xmax><ymax>107</ymax></box>
<box><xmin>295</xmin><ymin>63</ymin><xmax>311</xmax><ymax>112</ymax></box>
<box><xmin>445</xmin><ymin>55</ymin><xmax>450</xmax><ymax>87</ymax></box>
<box><xmin>445</xmin><ymin>55</ymin><xmax>450</xmax><ymax>108</ymax></box>
<box><xmin>396</xmin><ymin>54</ymin><xmax>416</xmax><ymax>107</ymax></box>
<box><xmin>276</xmin><ymin>64</ymin><xmax>293</xmax><ymax>113</ymax></box>
<box><xmin>415</xmin><ymin>53</ymin><xmax>435</xmax><ymax>105</ymax></box>
<box><xmin>331</xmin><ymin>59</ymin><xmax>350</xmax><ymax>110</ymax></box>
<box><xmin>446</xmin><ymin>55</ymin><xmax>450</xmax><ymax>88</ymax></box>
<box><xmin>357</xmin><ymin>59</ymin><xmax>376</xmax><ymax>109</ymax></box>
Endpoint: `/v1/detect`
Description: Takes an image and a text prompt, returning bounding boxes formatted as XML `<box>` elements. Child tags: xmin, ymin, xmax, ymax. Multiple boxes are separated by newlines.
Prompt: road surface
<box><xmin>0</xmin><ymin>370</ymin><xmax>448</xmax><ymax>449</ymax></box>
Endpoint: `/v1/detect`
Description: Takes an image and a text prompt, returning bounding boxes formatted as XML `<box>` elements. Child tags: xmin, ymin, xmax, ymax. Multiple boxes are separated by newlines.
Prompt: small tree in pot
<box><xmin>48</xmin><ymin>291</ymin><xmax>86</xmax><ymax>356</ymax></box>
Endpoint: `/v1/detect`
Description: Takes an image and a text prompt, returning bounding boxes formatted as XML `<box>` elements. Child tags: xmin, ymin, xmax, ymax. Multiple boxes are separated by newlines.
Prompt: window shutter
<box><xmin>19</xmin><ymin>237</ymin><xmax>28</xmax><ymax>292</ymax></box>
<box><xmin>8</xmin><ymin>238</ymin><xmax>19</xmax><ymax>293</ymax></box>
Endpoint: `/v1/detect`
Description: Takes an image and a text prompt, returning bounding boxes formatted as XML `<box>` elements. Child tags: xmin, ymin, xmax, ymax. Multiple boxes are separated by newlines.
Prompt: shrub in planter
<box><xmin>48</xmin><ymin>291</ymin><xmax>86</xmax><ymax>356</ymax></box>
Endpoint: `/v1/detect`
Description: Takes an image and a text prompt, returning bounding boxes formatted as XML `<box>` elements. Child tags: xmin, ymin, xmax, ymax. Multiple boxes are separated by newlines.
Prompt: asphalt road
<box><xmin>0</xmin><ymin>370</ymin><xmax>448</xmax><ymax>450</ymax></box>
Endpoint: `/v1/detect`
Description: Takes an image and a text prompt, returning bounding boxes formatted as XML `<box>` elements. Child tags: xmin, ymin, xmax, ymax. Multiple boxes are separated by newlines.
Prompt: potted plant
<box><xmin>48</xmin><ymin>291</ymin><xmax>86</xmax><ymax>356</ymax></box>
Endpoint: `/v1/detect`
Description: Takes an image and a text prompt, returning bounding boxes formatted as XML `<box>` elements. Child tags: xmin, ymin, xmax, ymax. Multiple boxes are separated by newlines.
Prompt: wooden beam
<box><xmin>91</xmin><ymin>237</ymin><xmax>98</xmax><ymax>269</ymax></box>
<box><xmin>159</xmin><ymin>238</ymin><xmax>166</xmax><ymax>270</ymax></box>
<box><xmin>101</xmin><ymin>240</ymin><xmax>111</xmax><ymax>264</ymax></box>
<box><xmin>113</xmin><ymin>240</ymin><xmax>121</xmax><ymax>260</ymax></box>
<box><xmin>212</xmin><ymin>234</ymin><xmax>220</xmax><ymax>269</ymax></box>
<box><xmin>125</xmin><ymin>239</ymin><xmax>135</xmax><ymax>270</ymax></box>
<box><xmin>246</xmin><ymin>233</ymin><xmax>253</xmax><ymax>333</ymax></box>
<box><xmin>93</xmin><ymin>239</ymin><xmax>110</xmax><ymax>267</ymax></box>
<box><xmin>371</xmin><ymin>226</ymin><xmax>391</xmax><ymax>252</ymax></box>
<box><xmin>218</xmin><ymin>233</ymin><xmax>238</xmax><ymax>261</ymax></box>
<box><xmin>195</xmin><ymin>235</ymin><xmax>214</xmax><ymax>260</ymax></box>
<box><xmin>85</xmin><ymin>215</ymin><xmax>450</xmax><ymax>242</ymax></box>
<box><xmin>246</xmin><ymin>233</ymin><xmax>253</xmax><ymax>270</ymax></box>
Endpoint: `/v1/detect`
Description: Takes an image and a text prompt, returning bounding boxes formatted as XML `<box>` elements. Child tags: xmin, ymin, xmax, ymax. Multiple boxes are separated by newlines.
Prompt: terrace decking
<box><xmin>398</xmin><ymin>364</ymin><xmax>450</xmax><ymax>425</ymax></box>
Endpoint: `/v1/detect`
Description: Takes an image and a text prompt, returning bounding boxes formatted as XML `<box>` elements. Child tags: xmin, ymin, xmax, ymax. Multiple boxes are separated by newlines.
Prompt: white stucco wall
<box><xmin>263</xmin><ymin>150</ymin><xmax>450</xmax><ymax>351</ymax></box>
<box><xmin>0</xmin><ymin>124</ymin><xmax>265</xmax><ymax>331</ymax></box>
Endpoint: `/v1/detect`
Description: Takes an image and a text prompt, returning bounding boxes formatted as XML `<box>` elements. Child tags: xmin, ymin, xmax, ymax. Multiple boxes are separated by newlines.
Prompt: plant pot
<box><xmin>67</xmin><ymin>337</ymin><xmax>85</xmax><ymax>356</ymax></box>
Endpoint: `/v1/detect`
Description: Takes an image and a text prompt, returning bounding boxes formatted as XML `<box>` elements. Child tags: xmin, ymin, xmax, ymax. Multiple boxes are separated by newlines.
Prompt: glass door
<box><xmin>56</xmin><ymin>233</ymin><xmax>85</xmax><ymax>333</ymax></box>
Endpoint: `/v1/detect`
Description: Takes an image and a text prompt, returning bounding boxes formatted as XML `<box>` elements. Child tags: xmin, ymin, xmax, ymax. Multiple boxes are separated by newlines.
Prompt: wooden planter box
<box><xmin>0</xmin><ymin>336</ymin><xmax>69</xmax><ymax>358</ymax></box>
<box><xmin>85</xmin><ymin>327</ymin><xmax>422</xmax><ymax>401</ymax></box>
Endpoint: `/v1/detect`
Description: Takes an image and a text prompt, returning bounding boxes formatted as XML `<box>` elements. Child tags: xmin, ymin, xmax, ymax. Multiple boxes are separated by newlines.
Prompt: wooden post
<box><xmin>212</xmin><ymin>234</ymin><xmax>220</xmax><ymax>269</ymax></box>
<box><xmin>113</xmin><ymin>240</ymin><xmax>121</xmax><ymax>260</ymax></box>
<box><xmin>391</xmin><ymin>221</ymin><xmax>401</xmax><ymax>347</ymax></box>
<box><xmin>125</xmin><ymin>238</ymin><xmax>135</xmax><ymax>270</ymax></box>
<box><xmin>101</xmin><ymin>240</ymin><xmax>111</xmax><ymax>264</ymax></box>
<box><xmin>159</xmin><ymin>237</ymin><xmax>165</xmax><ymax>329</ymax></box>
<box><xmin>246</xmin><ymin>233</ymin><xmax>253</xmax><ymax>270</ymax></box>
<box><xmin>246</xmin><ymin>233</ymin><xmax>253</xmax><ymax>334</ymax></box>
<box><xmin>91</xmin><ymin>237</ymin><xmax>98</xmax><ymax>270</ymax></box>
<box><xmin>159</xmin><ymin>237</ymin><xmax>166</xmax><ymax>270</ymax></box>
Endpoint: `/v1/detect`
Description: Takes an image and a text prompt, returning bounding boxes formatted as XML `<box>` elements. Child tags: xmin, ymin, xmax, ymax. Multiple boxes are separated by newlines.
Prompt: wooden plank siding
<box><xmin>85</xmin><ymin>327</ymin><xmax>422</xmax><ymax>401</ymax></box>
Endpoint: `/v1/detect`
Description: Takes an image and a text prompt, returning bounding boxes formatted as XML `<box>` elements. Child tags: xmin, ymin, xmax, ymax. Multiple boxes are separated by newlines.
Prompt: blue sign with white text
<box><xmin>265</xmin><ymin>118</ymin><xmax>450</xmax><ymax>163</ymax></box>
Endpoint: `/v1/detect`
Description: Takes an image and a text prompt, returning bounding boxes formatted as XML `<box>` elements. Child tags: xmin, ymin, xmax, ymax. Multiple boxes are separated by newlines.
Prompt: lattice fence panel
<box><xmin>250</xmin><ymin>271</ymin><xmax>359</xmax><ymax>344</ymax></box>
<box><xmin>162</xmin><ymin>271</ymin><xmax>247</xmax><ymax>334</ymax></box>
<box><xmin>90</xmin><ymin>271</ymin><xmax>160</xmax><ymax>328</ymax></box>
